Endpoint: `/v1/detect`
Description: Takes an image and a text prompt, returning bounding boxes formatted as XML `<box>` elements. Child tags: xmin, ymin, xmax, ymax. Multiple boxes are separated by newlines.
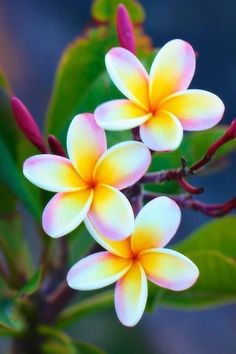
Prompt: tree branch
<box><xmin>143</xmin><ymin>192</ymin><xmax>236</xmax><ymax>217</ymax></box>
<box><xmin>141</xmin><ymin>119</ymin><xmax>236</xmax><ymax>185</ymax></box>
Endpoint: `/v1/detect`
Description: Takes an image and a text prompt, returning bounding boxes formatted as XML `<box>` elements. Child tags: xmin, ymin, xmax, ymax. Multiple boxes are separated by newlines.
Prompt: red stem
<box><xmin>190</xmin><ymin>119</ymin><xmax>236</xmax><ymax>172</ymax></box>
<box><xmin>142</xmin><ymin>119</ymin><xmax>236</xmax><ymax>185</ymax></box>
<box><xmin>178</xmin><ymin>177</ymin><xmax>204</xmax><ymax>195</ymax></box>
<box><xmin>143</xmin><ymin>192</ymin><xmax>236</xmax><ymax>217</ymax></box>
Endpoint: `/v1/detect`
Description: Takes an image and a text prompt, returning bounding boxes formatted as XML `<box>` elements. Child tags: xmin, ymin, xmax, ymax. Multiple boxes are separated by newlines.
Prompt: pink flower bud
<box><xmin>48</xmin><ymin>135</ymin><xmax>66</xmax><ymax>157</ymax></box>
<box><xmin>11</xmin><ymin>97</ymin><xmax>48</xmax><ymax>153</ymax></box>
<box><xmin>116</xmin><ymin>4</ymin><xmax>136</xmax><ymax>54</ymax></box>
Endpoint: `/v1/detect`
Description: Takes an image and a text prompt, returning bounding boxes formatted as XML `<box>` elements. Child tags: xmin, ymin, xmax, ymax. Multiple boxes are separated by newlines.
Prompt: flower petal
<box><xmin>23</xmin><ymin>155</ymin><xmax>87</xmax><ymax>192</ymax></box>
<box><xmin>66</xmin><ymin>113</ymin><xmax>107</xmax><ymax>182</ymax></box>
<box><xmin>84</xmin><ymin>218</ymin><xmax>132</xmax><ymax>258</ymax></box>
<box><xmin>139</xmin><ymin>248</ymin><xmax>199</xmax><ymax>291</ymax></box>
<box><xmin>67</xmin><ymin>252</ymin><xmax>132</xmax><ymax>290</ymax></box>
<box><xmin>131</xmin><ymin>197</ymin><xmax>181</xmax><ymax>255</ymax></box>
<box><xmin>95</xmin><ymin>99</ymin><xmax>151</xmax><ymax>130</ymax></box>
<box><xmin>94</xmin><ymin>141</ymin><xmax>151</xmax><ymax>189</ymax></box>
<box><xmin>87</xmin><ymin>184</ymin><xmax>134</xmax><ymax>241</ymax></box>
<box><xmin>160</xmin><ymin>89</ymin><xmax>225</xmax><ymax>130</ymax></box>
<box><xmin>140</xmin><ymin>111</ymin><xmax>183</xmax><ymax>151</ymax></box>
<box><xmin>149</xmin><ymin>39</ymin><xmax>196</xmax><ymax>110</ymax></box>
<box><xmin>42</xmin><ymin>189</ymin><xmax>93</xmax><ymax>238</ymax></box>
<box><xmin>105</xmin><ymin>47</ymin><xmax>150</xmax><ymax>110</ymax></box>
<box><xmin>115</xmin><ymin>261</ymin><xmax>147</xmax><ymax>327</ymax></box>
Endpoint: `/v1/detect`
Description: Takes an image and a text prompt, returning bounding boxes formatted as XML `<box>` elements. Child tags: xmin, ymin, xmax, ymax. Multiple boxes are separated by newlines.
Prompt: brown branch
<box><xmin>190</xmin><ymin>119</ymin><xmax>236</xmax><ymax>172</ymax></box>
<box><xmin>141</xmin><ymin>119</ymin><xmax>236</xmax><ymax>185</ymax></box>
<box><xmin>143</xmin><ymin>192</ymin><xmax>236</xmax><ymax>217</ymax></box>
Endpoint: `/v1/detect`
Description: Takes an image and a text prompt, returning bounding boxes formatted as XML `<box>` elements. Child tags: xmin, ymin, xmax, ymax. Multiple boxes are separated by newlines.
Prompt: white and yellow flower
<box><xmin>95</xmin><ymin>39</ymin><xmax>225</xmax><ymax>151</ymax></box>
<box><xmin>23</xmin><ymin>113</ymin><xmax>151</xmax><ymax>240</ymax></box>
<box><xmin>67</xmin><ymin>197</ymin><xmax>199</xmax><ymax>326</ymax></box>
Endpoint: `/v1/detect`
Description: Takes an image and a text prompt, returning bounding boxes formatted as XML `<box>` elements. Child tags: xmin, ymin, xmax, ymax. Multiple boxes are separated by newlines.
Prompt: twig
<box><xmin>141</xmin><ymin>119</ymin><xmax>236</xmax><ymax>185</ymax></box>
<box><xmin>178</xmin><ymin>177</ymin><xmax>204</xmax><ymax>195</ymax></box>
<box><xmin>190</xmin><ymin>119</ymin><xmax>236</xmax><ymax>172</ymax></box>
<box><xmin>143</xmin><ymin>192</ymin><xmax>236</xmax><ymax>217</ymax></box>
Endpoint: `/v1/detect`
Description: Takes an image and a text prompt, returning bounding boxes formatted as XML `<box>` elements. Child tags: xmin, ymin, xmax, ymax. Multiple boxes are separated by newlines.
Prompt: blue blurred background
<box><xmin>0</xmin><ymin>0</ymin><xmax>236</xmax><ymax>353</ymax></box>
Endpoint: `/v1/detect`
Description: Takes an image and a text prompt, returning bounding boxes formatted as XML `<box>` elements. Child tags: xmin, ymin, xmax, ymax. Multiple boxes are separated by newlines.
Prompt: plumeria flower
<box><xmin>95</xmin><ymin>39</ymin><xmax>225</xmax><ymax>151</ymax></box>
<box><xmin>67</xmin><ymin>197</ymin><xmax>199</xmax><ymax>327</ymax></box>
<box><xmin>23</xmin><ymin>113</ymin><xmax>151</xmax><ymax>240</ymax></box>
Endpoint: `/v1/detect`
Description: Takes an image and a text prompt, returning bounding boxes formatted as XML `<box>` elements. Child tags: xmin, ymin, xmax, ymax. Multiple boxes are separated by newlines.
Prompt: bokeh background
<box><xmin>0</xmin><ymin>0</ymin><xmax>236</xmax><ymax>353</ymax></box>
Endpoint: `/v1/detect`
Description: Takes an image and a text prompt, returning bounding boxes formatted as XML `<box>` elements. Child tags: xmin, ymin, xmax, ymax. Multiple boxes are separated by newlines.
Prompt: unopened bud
<box><xmin>11</xmin><ymin>97</ymin><xmax>48</xmax><ymax>153</ymax></box>
<box><xmin>116</xmin><ymin>4</ymin><xmax>136</xmax><ymax>54</ymax></box>
<box><xmin>48</xmin><ymin>135</ymin><xmax>66</xmax><ymax>157</ymax></box>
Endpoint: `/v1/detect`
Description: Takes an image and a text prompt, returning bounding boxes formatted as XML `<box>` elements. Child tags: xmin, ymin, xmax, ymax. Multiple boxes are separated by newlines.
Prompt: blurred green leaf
<box><xmin>0</xmin><ymin>67</ymin><xmax>12</xmax><ymax>94</ymax></box>
<box><xmin>46</xmin><ymin>27</ymin><xmax>117</xmax><ymax>141</ymax></box>
<box><xmin>75</xmin><ymin>340</ymin><xmax>106</xmax><ymax>354</ymax></box>
<box><xmin>91</xmin><ymin>0</ymin><xmax>144</xmax><ymax>23</ymax></box>
<box><xmin>0</xmin><ymin>214</ymin><xmax>32</xmax><ymax>282</ymax></box>
<box><xmin>0</xmin><ymin>188</ymin><xmax>16</xmax><ymax>215</ymax></box>
<box><xmin>0</xmin><ymin>70</ymin><xmax>43</xmax><ymax>217</ymax></box>
<box><xmin>40</xmin><ymin>326</ymin><xmax>76</xmax><ymax>354</ymax></box>
<box><xmin>0</xmin><ymin>74</ymin><xmax>19</xmax><ymax>213</ymax></box>
<box><xmin>56</xmin><ymin>290</ymin><xmax>113</xmax><ymax>329</ymax></box>
<box><xmin>0</xmin><ymin>77</ymin><xmax>18</xmax><ymax>158</ymax></box>
<box><xmin>0</xmin><ymin>135</ymin><xmax>41</xmax><ymax>219</ymax></box>
<box><xmin>68</xmin><ymin>224</ymin><xmax>95</xmax><ymax>267</ymax></box>
<box><xmin>0</xmin><ymin>299</ymin><xmax>25</xmax><ymax>335</ymax></box>
<box><xmin>46</xmin><ymin>1</ymin><xmax>153</xmax><ymax>145</ymax></box>
<box><xmin>17</xmin><ymin>138</ymin><xmax>43</xmax><ymax>211</ymax></box>
<box><xmin>18</xmin><ymin>268</ymin><xmax>42</xmax><ymax>297</ymax></box>
<box><xmin>144</xmin><ymin>181</ymin><xmax>181</xmax><ymax>195</ymax></box>
<box><xmin>148</xmin><ymin>216</ymin><xmax>236</xmax><ymax>310</ymax></box>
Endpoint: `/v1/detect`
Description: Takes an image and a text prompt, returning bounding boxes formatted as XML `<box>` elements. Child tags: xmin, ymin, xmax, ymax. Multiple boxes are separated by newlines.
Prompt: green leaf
<box><xmin>0</xmin><ymin>135</ymin><xmax>41</xmax><ymax>219</ymax></box>
<box><xmin>17</xmin><ymin>138</ymin><xmax>43</xmax><ymax>213</ymax></box>
<box><xmin>68</xmin><ymin>224</ymin><xmax>95</xmax><ymax>267</ymax></box>
<box><xmin>91</xmin><ymin>0</ymin><xmax>144</xmax><ymax>23</ymax></box>
<box><xmin>0</xmin><ymin>71</ymin><xmax>43</xmax><ymax>216</ymax></box>
<box><xmin>0</xmin><ymin>214</ymin><xmax>32</xmax><ymax>283</ymax></box>
<box><xmin>56</xmin><ymin>290</ymin><xmax>113</xmax><ymax>329</ymax></box>
<box><xmin>0</xmin><ymin>77</ymin><xmax>19</xmax><ymax>213</ymax></box>
<box><xmin>0</xmin><ymin>66</ymin><xmax>12</xmax><ymax>94</ymax></box>
<box><xmin>148</xmin><ymin>216</ymin><xmax>236</xmax><ymax>311</ymax></box>
<box><xmin>40</xmin><ymin>326</ymin><xmax>76</xmax><ymax>354</ymax></box>
<box><xmin>75</xmin><ymin>340</ymin><xmax>106</xmax><ymax>354</ymax></box>
<box><xmin>46</xmin><ymin>27</ymin><xmax>118</xmax><ymax>141</ymax></box>
<box><xmin>0</xmin><ymin>299</ymin><xmax>25</xmax><ymax>334</ymax></box>
<box><xmin>46</xmin><ymin>15</ymin><xmax>154</xmax><ymax>145</ymax></box>
<box><xmin>18</xmin><ymin>268</ymin><xmax>42</xmax><ymax>297</ymax></box>
<box><xmin>0</xmin><ymin>77</ymin><xmax>18</xmax><ymax>158</ymax></box>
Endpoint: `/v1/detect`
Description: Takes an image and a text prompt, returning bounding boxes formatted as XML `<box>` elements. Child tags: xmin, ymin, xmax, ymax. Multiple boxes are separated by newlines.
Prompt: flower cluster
<box><xmin>22</xmin><ymin>14</ymin><xmax>226</xmax><ymax>325</ymax></box>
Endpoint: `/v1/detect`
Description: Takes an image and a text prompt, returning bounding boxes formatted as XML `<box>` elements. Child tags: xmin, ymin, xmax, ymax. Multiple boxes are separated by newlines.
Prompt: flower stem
<box><xmin>141</xmin><ymin>119</ymin><xmax>236</xmax><ymax>185</ymax></box>
<box><xmin>143</xmin><ymin>192</ymin><xmax>236</xmax><ymax>217</ymax></box>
